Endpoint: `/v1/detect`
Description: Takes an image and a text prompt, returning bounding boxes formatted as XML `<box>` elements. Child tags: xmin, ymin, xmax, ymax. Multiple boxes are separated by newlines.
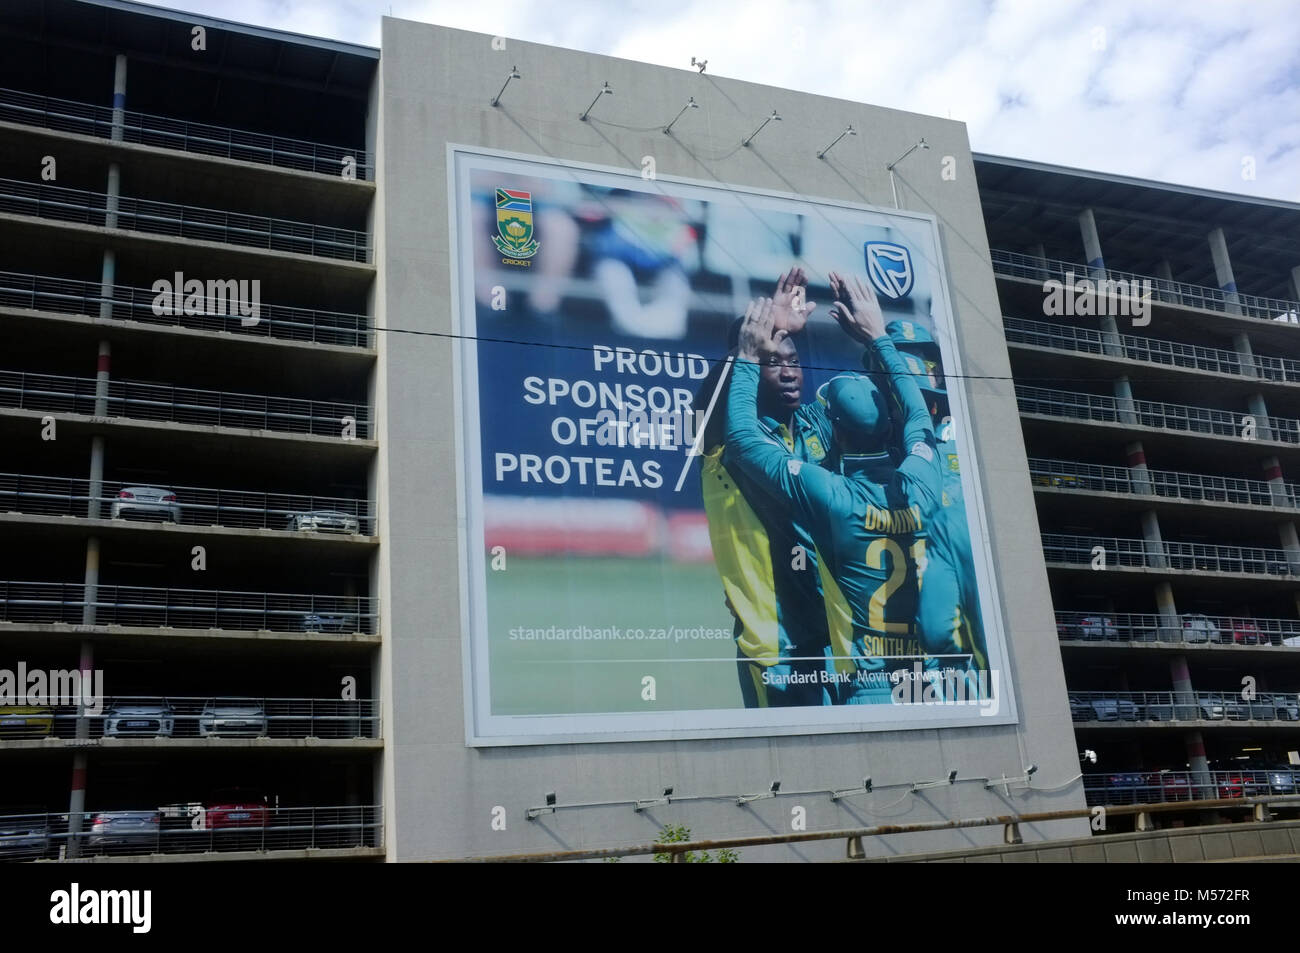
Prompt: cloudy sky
<box><xmin>139</xmin><ymin>0</ymin><xmax>1300</xmax><ymax>203</ymax></box>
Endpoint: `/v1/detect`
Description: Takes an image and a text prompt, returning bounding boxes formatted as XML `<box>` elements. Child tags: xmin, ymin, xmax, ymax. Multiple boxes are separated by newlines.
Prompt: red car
<box><xmin>1228</xmin><ymin>618</ymin><xmax>1261</xmax><ymax>645</ymax></box>
<box><xmin>204</xmin><ymin>789</ymin><xmax>269</xmax><ymax>830</ymax></box>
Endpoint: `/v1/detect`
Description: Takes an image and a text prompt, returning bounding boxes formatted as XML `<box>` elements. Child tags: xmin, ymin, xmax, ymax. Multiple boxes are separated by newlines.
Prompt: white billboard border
<box><xmin>446</xmin><ymin>143</ymin><xmax>1019</xmax><ymax>746</ymax></box>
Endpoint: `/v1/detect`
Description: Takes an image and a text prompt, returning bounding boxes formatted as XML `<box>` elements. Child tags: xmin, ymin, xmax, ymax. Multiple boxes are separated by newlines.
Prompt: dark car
<box><xmin>0</xmin><ymin>808</ymin><xmax>51</xmax><ymax>859</ymax></box>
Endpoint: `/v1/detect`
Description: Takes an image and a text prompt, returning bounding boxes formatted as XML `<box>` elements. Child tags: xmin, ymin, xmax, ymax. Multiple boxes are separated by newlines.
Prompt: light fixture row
<box><xmin>525</xmin><ymin>765</ymin><xmax>1040</xmax><ymax>819</ymax></box>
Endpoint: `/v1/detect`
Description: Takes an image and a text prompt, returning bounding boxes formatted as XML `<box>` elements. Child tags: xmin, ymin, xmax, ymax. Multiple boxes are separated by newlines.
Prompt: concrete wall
<box><xmin>376</xmin><ymin>17</ymin><xmax>1086</xmax><ymax>860</ymax></box>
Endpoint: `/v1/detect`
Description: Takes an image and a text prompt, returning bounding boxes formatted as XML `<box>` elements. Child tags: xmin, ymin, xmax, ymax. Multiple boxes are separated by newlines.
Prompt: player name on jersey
<box><xmin>863</xmin><ymin>503</ymin><xmax>923</xmax><ymax>534</ymax></box>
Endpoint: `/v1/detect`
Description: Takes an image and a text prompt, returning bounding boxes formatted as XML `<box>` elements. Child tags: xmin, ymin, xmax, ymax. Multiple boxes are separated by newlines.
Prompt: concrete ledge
<box><xmin>0</xmin><ymin>512</ymin><xmax>378</xmax><ymax>546</ymax></box>
<box><xmin>0</xmin><ymin>408</ymin><xmax>378</xmax><ymax>451</ymax></box>
<box><xmin>0</xmin><ymin>621</ymin><xmax>380</xmax><ymax>647</ymax></box>
<box><xmin>0</xmin><ymin>737</ymin><xmax>383</xmax><ymax>752</ymax></box>
<box><xmin>42</xmin><ymin>846</ymin><xmax>384</xmax><ymax>863</ymax></box>
<box><xmin>853</xmin><ymin>818</ymin><xmax>1300</xmax><ymax>863</ymax></box>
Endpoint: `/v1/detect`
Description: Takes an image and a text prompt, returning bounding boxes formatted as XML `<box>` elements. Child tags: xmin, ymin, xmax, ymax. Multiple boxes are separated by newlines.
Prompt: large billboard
<box><xmin>449</xmin><ymin>146</ymin><xmax>1016</xmax><ymax>744</ymax></box>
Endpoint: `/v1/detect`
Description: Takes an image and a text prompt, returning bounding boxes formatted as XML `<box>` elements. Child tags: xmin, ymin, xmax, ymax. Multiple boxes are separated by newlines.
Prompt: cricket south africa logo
<box><xmin>494</xmin><ymin>187</ymin><xmax>541</xmax><ymax>260</ymax></box>
<box><xmin>864</xmin><ymin>241</ymin><xmax>914</xmax><ymax>299</ymax></box>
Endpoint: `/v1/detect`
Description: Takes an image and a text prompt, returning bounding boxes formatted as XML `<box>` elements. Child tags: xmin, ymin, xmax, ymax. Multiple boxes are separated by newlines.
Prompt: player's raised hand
<box><xmin>771</xmin><ymin>266</ymin><xmax>816</xmax><ymax>334</ymax></box>
<box><xmin>828</xmin><ymin>271</ymin><xmax>886</xmax><ymax>344</ymax></box>
<box><xmin>737</xmin><ymin>297</ymin><xmax>787</xmax><ymax>362</ymax></box>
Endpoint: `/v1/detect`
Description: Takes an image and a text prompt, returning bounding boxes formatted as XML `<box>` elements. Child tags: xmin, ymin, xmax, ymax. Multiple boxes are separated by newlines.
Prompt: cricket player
<box><xmin>698</xmin><ymin>269</ymin><xmax>838</xmax><ymax>707</ymax></box>
<box><xmin>726</xmin><ymin>275</ymin><xmax>944</xmax><ymax>704</ymax></box>
<box><xmin>884</xmin><ymin>320</ymin><xmax>988</xmax><ymax>674</ymax></box>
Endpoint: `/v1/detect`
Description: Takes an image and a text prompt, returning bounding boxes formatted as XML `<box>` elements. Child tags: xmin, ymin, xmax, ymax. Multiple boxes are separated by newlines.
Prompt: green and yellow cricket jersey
<box><xmin>725</xmin><ymin>338</ymin><xmax>943</xmax><ymax>695</ymax></box>
<box><xmin>702</xmin><ymin>400</ymin><xmax>833</xmax><ymax>667</ymax></box>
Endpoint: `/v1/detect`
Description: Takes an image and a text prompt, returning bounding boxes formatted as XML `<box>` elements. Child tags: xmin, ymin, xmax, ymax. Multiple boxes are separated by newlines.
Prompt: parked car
<box><xmin>1212</xmin><ymin>762</ymin><xmax>1268</xmax><ymax>799</ymax></box>
<box><xmin>1151</xmin><ymin>771</ymin><xmax>1193</xmax><ymax>802</ymax></box>
<box><xmin>1079</xmin><ymin>616</ymin><xmax>1119</xmax><ymax>640</ymax></box>
<box><xmin>87</xmin><ymin>810</ymin><xmax>160</xmax><ymax>851</ymax></box>
<box><xmin>300</xmin><ymin>612</ymin><xmax>360</xmax><ymax>633</ymax></box>
<box><xmin>1228</xmin><ymin>618</ymin><xmax>1262</xmax><ymax>645</ymax></box>
<box><xmin>103</xmin><ymin>701</ymin><xmax>175</xmax><ymax>738</ymax></box>
<box><xmin>204</xmin><ymin>789</ymin><xmax>270</xmax><ymax>848</ymax></box>
<box><xmin>1241</xmin><ymin>762</ymin><xmax>1298</xmax><ymax>795</ymax></box>
<box><xmin>110</xmin><ymin>486</ymin><xmax>180</xmax><ymax>523</ymax></box>
<box><xmin>1056</xmin><ymin>620</ymin><xmax>1080</xmax><ymax>640</ymax></box>
<box><xmin>0</xmin><ymin>706</ymin><xmax>53</xmax><ymax>738</ymax></box>
<box><xmin>1069</xmin><ymin>695</ymin><xmax>1139</xmax><ymax>722</ymax></box>
<box><xmin>1105</xmin><ymin>772</ymin><xmax>1153</xmax><ymax>804</ymax></box>
<box><xmin>0</xmin><ymin>808</ymin><xmax>51</xmax><ymax>858</ymax></box>
<box><xmin>285</xmin><ymin>510</ymin><xmax>360</xmax><ymax>534</ymax></box>
<box><xmin>1181</xmin><ymin>613</ymin><xmax>1220</xmax><ymax>644</ymax></box>
<box><xmin>198</xmin><ymin>700</ymin><xmax>267</xmax><ymax>738</ymax></box>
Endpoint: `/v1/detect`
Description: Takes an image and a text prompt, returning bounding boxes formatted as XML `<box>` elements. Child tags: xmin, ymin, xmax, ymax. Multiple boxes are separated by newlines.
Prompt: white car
<box><xmin>198</xmin><ymin>700</ymin><xmax>267</xmax><ymax>738</ymax></box>
<box><xmin>285</xmin><ymin>510</ymin><xmax>361</xmax><ymax>534</ymax></box>
<box><xmin>1181</xmin><ymin>613</ymin><xmax>1220</xmax><ymax>643</ymax></box>
<box><xmin>103</xmin><ymin>702</ymin><xmax>175</xmax><ymax>738</ymax></box>
<box><xmin>111</xmin><ymin>486</ymin><xmax>181</xmax><ymax>523</ymax></box>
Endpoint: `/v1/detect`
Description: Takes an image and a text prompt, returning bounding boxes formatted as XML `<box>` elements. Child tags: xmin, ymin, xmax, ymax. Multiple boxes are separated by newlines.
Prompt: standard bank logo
<box><xmin>864</xmin><ymin>241</ymin><xmax>914</xmax><ymax>299</ymax></box>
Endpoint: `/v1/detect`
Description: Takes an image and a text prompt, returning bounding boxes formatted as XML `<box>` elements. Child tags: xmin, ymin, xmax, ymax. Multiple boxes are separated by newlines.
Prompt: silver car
<box><xmin>88</xmin><ymin>810</ymin><xmax>160</xmax><ymax>851</ymax></box>
<box><xmin>198</xmin><ymin>700</ymin><xmax>267</xmax><ymax>738</ymax></box>
<box><xmin>285</xmin><ymin>510</ymin><xmax>360</xmax><ymax>534</ymax></box>
<box><xmin>111</xmin><ymin>486</ymin><xmax>181</xmax><ymax>523</ymax></box>
<box><xmin>103</xmin><ymin>702</ymin><xmax>175</xmax><ymax>738</ymax></box>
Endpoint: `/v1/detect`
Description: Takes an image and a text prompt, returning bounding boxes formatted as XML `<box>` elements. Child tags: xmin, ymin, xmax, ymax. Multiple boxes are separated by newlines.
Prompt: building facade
<box><xmin>2</xmin><ymin>0</ymin><xmax>1293</xmax><ymax>863</ymax></box>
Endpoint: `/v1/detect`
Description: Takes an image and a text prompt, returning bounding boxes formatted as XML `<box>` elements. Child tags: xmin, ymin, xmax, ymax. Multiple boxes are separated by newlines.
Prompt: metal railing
<box><xmin>0</xmin><ymin>805</ymin><xmax>381</xmax><ymax>861</ymax></box>
<box><xmin>1069</xmin><ymin>689</ymin><xmax>1300</xmax><ymax>724</ymax></box>
<box><xmin>1004</xmin><ymin>316</ymin><xmax>1300</xmax><ymax>383</ymax></box>
<box><xmin>1084</xmin><ymin>770</ymin><xmax>1300</xmax><ymax>806</ymax></box>
<box><xmin>0</xmin><ymin>177</ymin><xmax>369</xmax><ymax>262</ymax></box>
<box><xmin>0</xmin><ymin>269</ymin><xmax>371</xmax><ymax>347</ymax></box>
<box><xmin>1040</xmin><ymin>533</ymin><xmax>1299</xmax><ymax>577</ymax></box>
<box><xmin>0</xmin><ymin>581</ymin><xmax>377</xmax><ymax>634</ymax></box>
<box><xmin>1028</xmin><ymin>457</ymin><xmax>1300</xmax><ymax>509</ymax></box>
<box><xmin>0</xmin><ymin>368</ymin><xmax>370</xmax><ymax>438</ymax></box>
<box><xmin>1056</xmin><ymin>610</ymin><xmax>1300</xmax><ymax>647</ymax></box>
<box><xmin>991</xmin><ymin>249</ymin><xmax>1300</xmax><ymax>325</ymax></box>
<box><xmin>0</xmin><ymin>471</ymin><xmax>374</xmax><ymax>535</ymax></box>
<box><xmin>1016</xmin><ymin>384</ymin><xmax>1300</xmax><ymax>443</ymax></box>
<box><xmin>0</xmin><ymin>695</ymin><xmax>378</xmax><ymax>741</ymax></box>
<box><xmin>0</xmin><ymin>87</ymin><xmax>372</xmax><ymax>180</ymax></box>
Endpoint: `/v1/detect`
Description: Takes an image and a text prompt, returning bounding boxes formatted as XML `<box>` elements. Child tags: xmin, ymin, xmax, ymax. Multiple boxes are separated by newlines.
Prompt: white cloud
<box><xmin>127</xmin><ymin>0</ymin><xmax>1300</xmax><ymax>201</ymax></box>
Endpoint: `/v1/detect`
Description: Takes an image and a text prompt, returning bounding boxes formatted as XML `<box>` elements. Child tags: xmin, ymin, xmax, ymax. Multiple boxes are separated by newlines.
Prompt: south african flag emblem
<box><xmin>494</xmin><ymin>188</ymin><xmax>541</xmax><ymax>259</ymax></box>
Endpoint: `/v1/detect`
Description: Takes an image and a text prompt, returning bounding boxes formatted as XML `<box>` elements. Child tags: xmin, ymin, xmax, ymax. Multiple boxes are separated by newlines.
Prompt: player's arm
<box><xmin>829</xmin><ymin>272</ymin><xmax>942</xmax><ymax>516</ymax></box>
<box><xmin>724</xmin><ymin>299</ymin><xmax>837</xmax><ymax>532</ymax></box>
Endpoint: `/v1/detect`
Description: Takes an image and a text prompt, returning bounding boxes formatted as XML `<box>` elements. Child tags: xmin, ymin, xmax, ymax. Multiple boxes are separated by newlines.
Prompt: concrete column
<box><xmin>67</xmin><ymin>549</ymin><xmax>101</xmax><ymax>859</ymax></box>
<box><xmin>1078</xmin><ymin>209</ymin><xmax>1123</xmax><ymax>355</ymax></box>
<box><xmin>1030</xmin><ymin>243</ymin><xmax>1048</xmax><ymax>282</ymax></box>
<box><xmin>1290</xmin><ymin>265</ymin><xmax>1300</xmax><ymax>304</ymax></box>
<box><xmin>104</xmin><ymin>163</ymin><xmax>121</xmax><ymax>229</ymax></box>
<box><xmin>82</xmin><ymin>536</ymin><xmax>99</xmax><ymax>627</ymax></box>
<box><xmin>1247</xmin><ymin>393</ymin><xmax>1272</xmax><ymax>442</ymax></box>
<box><xmin>93</xmin><ymin>341</ymin><xmax>110</xmax><ymax>417</ymax></box>
<box><xmin>1168</xmin><ymin>654</ymin><xmax>1212</xmax><ymax>794</ymax></box>
<box><xmin>87</xmin><ymin>437</ymin><xmax>105</xmax><ymax>520</ymax></box>
<box><xmin>1141</xmin><ymin>509</ymin><xmax>1166</xmax><ymax>569</ymax></box>
<box><xmin>1232</xmin><ymin>332</ymin><xmax>1257</xmax><ymax>379</ymax></box>
<box><xmin>1262</xmin><ymin>457</ymin><xmax>1290</xmax><ymax>509</ymax></box>
<box><xmin>1079</xmin><ymin>209</ymin><xmax>1106</xmax><ymax>280</ymax></box>
<box><xmin>98</xmin><ymin>249</ymin><xmax>115</xmax><ymax>321</ymax></box>
<box><xmin>111</xmin><ymin>53</ymin><xmax>127</xmax><ymax>141</ymax></box>
<box><xmin>66</xmin><ymin>752</ymin><xmax>88</xmax><ymax>859</ymax></box>
<box><xmin>1279</xmin><ymin>521</ymin><xmax>1300</xmax><ymax>573</ymax></box>
<box><xmin>1126</xmin><ymin>440</ymin><xmax>1153</xmax><ymax>495</ymax></box>
<box><xmin>1208</xmin><ymin>227</ymin><xmax>1241</xmax><ymax>315</ymax></box>
<box><xmin>1114</xmin><ymin>375</ymin><xmax>1138</xmax><ymax>425</ymax></box>
<box><xmin>1155</xmin><ymin>581</ymin><xmax>1179</xmax><ymax>642</ymax></box>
